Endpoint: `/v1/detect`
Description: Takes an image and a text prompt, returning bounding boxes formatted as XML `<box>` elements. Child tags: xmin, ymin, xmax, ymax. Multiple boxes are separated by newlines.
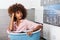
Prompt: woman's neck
<box><xmin>16</xmin><ymin>19</ymin><xmax>22</xmax><ymax>26</ymax></box>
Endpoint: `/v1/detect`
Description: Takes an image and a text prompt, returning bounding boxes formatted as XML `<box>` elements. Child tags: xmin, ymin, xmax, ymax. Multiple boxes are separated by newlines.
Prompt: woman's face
<box><xmin>15</xmin><ymin>11</ymin><xmax>23</xmax><ymax>20</ymax></box>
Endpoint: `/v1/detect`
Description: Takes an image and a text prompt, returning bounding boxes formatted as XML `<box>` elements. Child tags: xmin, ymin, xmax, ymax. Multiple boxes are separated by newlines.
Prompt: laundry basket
<box><xmin>7</xmin><ymin>29</ymin><xmax>41</xmax><ymax>40</ymax></box>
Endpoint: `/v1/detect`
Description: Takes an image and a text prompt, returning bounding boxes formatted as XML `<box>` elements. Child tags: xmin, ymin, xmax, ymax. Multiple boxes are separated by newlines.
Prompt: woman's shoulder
<box><xmin>24</xmin><ymin>19</ymin><xmax>33</xmax><ymax>23</ymax></box>
<box><xmin>24</xmin><ymin>19</ymin><xmax>37</xmax><ymax>24</ymax></box>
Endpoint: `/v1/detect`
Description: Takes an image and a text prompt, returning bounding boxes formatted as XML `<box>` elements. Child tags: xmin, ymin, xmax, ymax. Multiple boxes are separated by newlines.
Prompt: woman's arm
<box><xmin>32</xmin><ymin>25</ymin><xmax>42</xmax><ymax>32</ymax></box>
<box><xmin>27</xmin><ymin>24</ymin><xmax>43</xmax><ymax>36</ymax></box>
<box><xmin>8</xmin><ymin>13</ymin><xmax>14</xmax><ymax>31</ymax></box>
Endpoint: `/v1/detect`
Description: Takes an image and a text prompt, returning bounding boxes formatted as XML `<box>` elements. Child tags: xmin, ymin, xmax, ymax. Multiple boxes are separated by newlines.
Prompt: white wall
<box><xmin>0</xmin><ymin>0</ymin><xmax>40</xmax><ymax>9</ymax></box>
<box><xmin>35</xmin><ymin>6</ymin><xmax>43</xmax><ymax>23</ymax></box>
<box><xmin>43</xmin><ymin>23</ymin><xmax>60</xmax><ymax>40</ymax></box>
<box><xmin>43</xmin><ymin>23</ymin><xmax>52</xmax><ymax>40</ymax></box>
<box><xmin>50</xmin><ymin>25</ymin><xmax>60</xmax><ymax>40</ymax></box>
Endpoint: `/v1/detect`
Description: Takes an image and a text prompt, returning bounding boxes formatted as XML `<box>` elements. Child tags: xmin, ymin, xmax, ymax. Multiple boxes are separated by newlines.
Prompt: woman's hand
<box><xmin>27</xmin><ymin>31</ymin><xmax>33</xmax><ymax>36</ymax></box>
<box><xmin>11</xmin><ymin>13</ymin><xmax>14</xmax><ymax>19</ymax></box>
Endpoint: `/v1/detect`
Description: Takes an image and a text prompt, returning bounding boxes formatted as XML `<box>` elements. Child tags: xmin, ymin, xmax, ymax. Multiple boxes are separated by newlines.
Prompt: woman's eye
<box><xmin>17</xmin><ymin>13</ymin><xmax>19</xmax><ymax>14</ymax></box>
<box><xmin>17</xmin><ymin>12</ymin><xmax>19</xmax><ymax>14</ymax></box>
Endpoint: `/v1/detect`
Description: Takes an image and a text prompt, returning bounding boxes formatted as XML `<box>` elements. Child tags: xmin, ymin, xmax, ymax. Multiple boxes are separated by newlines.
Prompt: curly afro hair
<box><xmin>8</xmin><ymin>3</ymin><xmax>27</xmax><ymax>21</ymax></box>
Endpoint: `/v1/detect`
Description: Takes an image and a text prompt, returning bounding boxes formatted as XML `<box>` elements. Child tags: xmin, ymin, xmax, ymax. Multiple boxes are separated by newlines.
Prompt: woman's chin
<box><xmin>19</xmin><ymin>18</ymin><xmax>22</xmax><ymax>20</ymax></box>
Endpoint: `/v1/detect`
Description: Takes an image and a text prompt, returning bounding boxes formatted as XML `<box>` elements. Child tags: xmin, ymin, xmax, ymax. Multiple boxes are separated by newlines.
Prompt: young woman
<box><xmin>7</xmin><ymin>3</ymin><xmax>42</xmax><ymax>36</ymax></box>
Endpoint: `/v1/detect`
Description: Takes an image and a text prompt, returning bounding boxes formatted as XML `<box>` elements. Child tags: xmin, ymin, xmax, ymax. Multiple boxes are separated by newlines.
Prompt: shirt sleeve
<box><xmin>7</xmin><ymin>22</ymin><xmax>16</xmax><ymax>33</ymax></box>
<box><xmin>27</xmin><ymin>21</ymin><xmax>40</xmax><ymax>31</ymax></box>
<box><xmin>13</xmin><ymin>22</ymin><xmax>17</xmax><ymax>31</ymax></box>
